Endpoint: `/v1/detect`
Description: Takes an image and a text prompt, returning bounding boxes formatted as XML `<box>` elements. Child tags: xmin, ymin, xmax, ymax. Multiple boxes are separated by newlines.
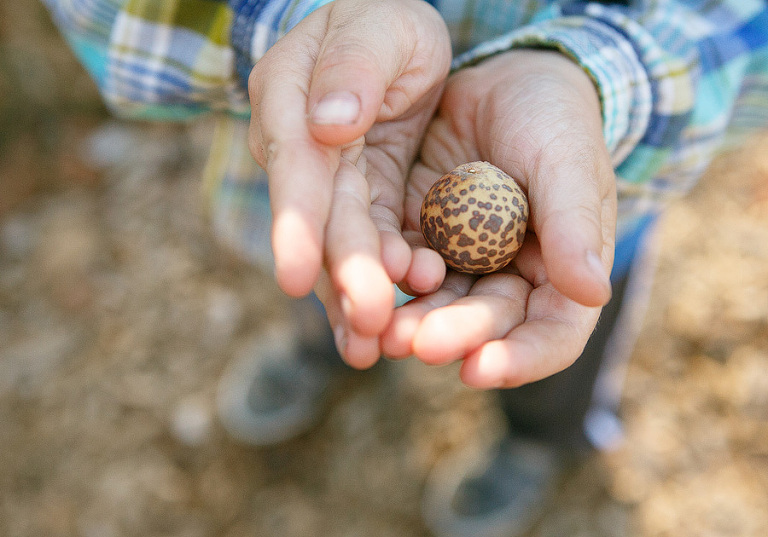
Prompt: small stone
<box><xmin>171</xmin><ymin>395</ymin><xmax>214</xmax><ymax>446</ymax></box>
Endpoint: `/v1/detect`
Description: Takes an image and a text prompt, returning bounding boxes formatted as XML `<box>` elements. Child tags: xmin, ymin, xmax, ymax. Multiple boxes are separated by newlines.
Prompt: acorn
<box><xmin>420</xmin><ymin>161</ymin><xmax>529</xmax><ymax>274</ymax></box>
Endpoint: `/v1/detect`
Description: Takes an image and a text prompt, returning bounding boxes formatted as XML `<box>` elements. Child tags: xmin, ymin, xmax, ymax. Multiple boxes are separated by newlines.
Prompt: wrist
<box><xmin>467</xmin><ymin>49</ymin><xmax>605</xmax><ymax>143</ymax></box>
<box><xmin>498</xmin><ymin>49</ymin><xmax>601</xmax><ymax>109</ymax></box>
<box><xmin>452</xmin><ymin>17</ymin><xmax>650</xmax><ymax>166</ymax></box>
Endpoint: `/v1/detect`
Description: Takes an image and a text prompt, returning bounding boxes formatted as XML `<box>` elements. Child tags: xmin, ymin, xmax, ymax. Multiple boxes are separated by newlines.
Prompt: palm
<box><xmin>384</xmin><ymin>50</ymin><xmax>617</xmax><ymax>388</ymax></box>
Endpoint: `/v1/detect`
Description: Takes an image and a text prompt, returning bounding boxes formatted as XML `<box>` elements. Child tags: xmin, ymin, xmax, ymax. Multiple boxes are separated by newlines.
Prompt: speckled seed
<box><xmin>420</xmin><ymin>161</ymin><xmax>529</xmax><ymax>275</ymax></box>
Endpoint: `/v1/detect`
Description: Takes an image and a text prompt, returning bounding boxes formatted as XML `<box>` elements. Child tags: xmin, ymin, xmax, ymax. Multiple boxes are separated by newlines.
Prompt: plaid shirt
<box><xmin>44</xmin><ymin>0</ymin><xmax>768</xmax><ymax>274</ymax></box>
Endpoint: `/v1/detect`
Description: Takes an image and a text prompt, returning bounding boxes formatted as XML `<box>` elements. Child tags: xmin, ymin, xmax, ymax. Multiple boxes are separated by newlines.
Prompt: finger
<box><xmin>307</xmin><ymin>0</ymin><xmax>451</xmax><ymax>146</ymax></box>
<box><xmin>411</xmin><ymin>273</ymin><xmax>532</xmax><ymax>365</ymax></box>
<box><xmin>402</xmin><ymin>245</ymin><xmax>446</xmax><ymax>295</ymax></box>
<box><xmin>325</xmin><ymin>157</ymin><xmax>394</xmax><ymax>337</ymax></box>
<box><xmin>371</xmin><ymin>160</ymin><xmax>447</xmax><ymax>295</ymax></box>
<box><xmin>315</xmin><ymin>271</ymin><xmax>381</xmax><ymax>370</ymax></box>
<box><xmin>267</xmin><ymin>137</ymin><xmax>337</xmax><ymax>297</ymax></box>
<box><xmin>248</xmin><ymin>1</ymin><xmax>409</xmax><ymax>298</ymax></box>
<box><xmin>380</xmin><ymin>271</ymin><xmax>474</xmax><ymax>359</ymax></box>
<box><xmin>400</xmin><ymin>163</ymin><xmax>456</xmax><ymax>295</ymax></box>
<box><xmin>529</xmin><ymin>144</ymin><xmax>615</xmax><ymax>308</ymax></box>
<box><xmin>370</xmin><ymin>201</ymin><xmax>412</xmax><ymax>284</ymax></box>
<box><xmin>343</xmin><ymin>332</ymin><xmax>382</xmax><ymax>370</ymax></box>
<box><xmin>249</xmin><ymin>41</ymin><xmax>339</xmax><ymax>297</ymax></box>
<box><xmin>459</xmin><ymin>284</ymin><xmax>602</xmax><ymax>388</ymax></box>
<box><xmin>468</xmin><ymin>50</ymin><xmax>616</xmax><ymax>308</ymax></box>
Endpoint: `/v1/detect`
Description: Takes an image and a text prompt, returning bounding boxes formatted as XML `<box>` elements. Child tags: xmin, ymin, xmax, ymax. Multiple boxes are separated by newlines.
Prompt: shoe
<box><xmin>216</xmin><ymin>323</ymin><xmax>342</xmax><ymax>446</ymax></box>
<box><xmin>421</xmin><ymin>435</ymin><xmax>573</xmax><ymax>537</ymax></box>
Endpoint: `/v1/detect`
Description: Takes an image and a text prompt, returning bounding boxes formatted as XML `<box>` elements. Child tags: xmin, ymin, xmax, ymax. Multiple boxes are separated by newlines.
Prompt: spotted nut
<box><xmin>420</xmin><ymin>161</ymin><xmax>529</xmax><ymax>274</ymax></box>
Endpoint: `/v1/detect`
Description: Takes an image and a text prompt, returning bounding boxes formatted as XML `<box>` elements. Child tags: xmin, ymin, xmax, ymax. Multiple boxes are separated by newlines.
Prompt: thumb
<box><xmin>530</xmin><ymin>146</ymin><xmax>616</xmax><ymax>308</ymax></box>
<box><xmin>306</xmin><ymin>0</ymin><xmax>450</xmax><ymax>146</ymax></box>
<box><xmin>476</xmin><ymin>50</ymin><xmax>617</xmax><ymax>308</ymax></box>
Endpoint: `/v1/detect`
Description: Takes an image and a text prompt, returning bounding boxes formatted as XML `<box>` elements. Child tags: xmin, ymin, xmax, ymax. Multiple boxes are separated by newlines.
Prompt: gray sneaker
<box><xmin>216</xmin><ymin>324</ymin><xmax>342</xmax><ymax>446</ymax></box>
<box><xmin>422</xmin><ymin>435</ymin><xmax>572</xmax><ymax>537</ymax></box>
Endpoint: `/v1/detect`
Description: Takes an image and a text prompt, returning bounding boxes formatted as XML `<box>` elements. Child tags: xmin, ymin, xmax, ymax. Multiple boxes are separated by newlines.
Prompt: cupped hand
<box><xmin>381</xmin><ymin>49</ymin><xmax>617</xmax><ymax>388</ymax></box>
<box><xmin>247</xmin><ymin>0</ymin><xmax>451</xmax><ymax>368</ymax></box>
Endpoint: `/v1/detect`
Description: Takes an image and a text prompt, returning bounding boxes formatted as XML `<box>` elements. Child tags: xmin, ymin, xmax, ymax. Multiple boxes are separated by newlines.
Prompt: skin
<box><xmin>383</xmin><ymin>51</ymin><xmax>617</xmax><ymax>388</ymax></box>
<box><xmin>248</xmin><ymin>0</ymin><xmax>616</xmax><ymax>387</ymax></box>
<box><xmin>248</xmin><ymin>0</ymin><xmax>451</xmax><ymax>369</ymax></box>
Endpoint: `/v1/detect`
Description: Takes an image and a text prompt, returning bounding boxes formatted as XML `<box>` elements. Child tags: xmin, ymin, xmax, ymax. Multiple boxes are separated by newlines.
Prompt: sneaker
<box><xmin>216</xmin><ymin>324</ymin><xmax>342</xmax><ymax>446</ymax></box>
<box><xmin>421</xmin><ymin>435</ymin><xmax>573</xmax><ymax>537</ymax></box>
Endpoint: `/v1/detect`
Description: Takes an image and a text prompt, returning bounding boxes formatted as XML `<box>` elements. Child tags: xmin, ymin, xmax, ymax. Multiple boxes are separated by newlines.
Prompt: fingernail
<box><xmin>587</xmin><ymin>250</ymin><xmax>612</xmax><ymax>291</ymax></box>
<box><xmin>340</xmin><ymin>292</ymin><xmax>354</xmax><ymax>319</ymax></box>
<box><xmin>333</xmin><ymin>324</ymin><xmax>348</xmax><ymax>357</ymax></box>
<box><xmin>310</xmin><ymin>91</ymin><xmax>360</xmax><ymax>125</ymax></box>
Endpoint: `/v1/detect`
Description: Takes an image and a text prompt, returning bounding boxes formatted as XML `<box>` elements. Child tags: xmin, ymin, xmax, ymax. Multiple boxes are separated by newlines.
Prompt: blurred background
<box><xmin>2</xmin><ymin>2</ymin><xmax>768</xmax><ymax>536</ymax></box>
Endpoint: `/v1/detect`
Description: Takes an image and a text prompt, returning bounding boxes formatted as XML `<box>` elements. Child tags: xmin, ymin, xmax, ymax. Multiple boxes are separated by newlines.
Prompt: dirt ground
<box><xmin>3</xmin><ymin>3</ymin><xmax>768</xmax><ymax>537</ymax></box>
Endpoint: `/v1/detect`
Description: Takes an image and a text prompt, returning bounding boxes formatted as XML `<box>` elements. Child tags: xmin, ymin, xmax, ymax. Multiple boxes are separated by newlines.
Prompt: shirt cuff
<box><xmin>452</xmin><ymin>16</ymin><xmax>652</xmax><ymax>167</ymax></box>
<box><xmin>230</xmin><ymin>0</ymin><xmax>335</xmax><ymax>89</ymax></box>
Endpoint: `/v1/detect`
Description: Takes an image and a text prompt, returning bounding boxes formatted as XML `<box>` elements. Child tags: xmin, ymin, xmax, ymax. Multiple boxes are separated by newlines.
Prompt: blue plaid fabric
<box><xmin>44</xmin><ymin>0</ymin><xmax>768</xmax><ymax>270</ymax></box>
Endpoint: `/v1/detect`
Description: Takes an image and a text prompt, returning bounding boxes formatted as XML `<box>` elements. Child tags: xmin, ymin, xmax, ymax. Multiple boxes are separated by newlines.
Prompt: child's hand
<box><xmin>247</xmin><ymin>0</ymin><xmax>451</xmax><ymax>368</ymax></box>
<box><xmin>382</xmin><ymin>50</ymin><xmax>617</xmax><ymax>388</ymax></box>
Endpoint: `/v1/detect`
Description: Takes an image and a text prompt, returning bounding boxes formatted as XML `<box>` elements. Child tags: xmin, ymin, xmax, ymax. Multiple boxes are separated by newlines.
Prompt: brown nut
<box><xmin>420</xmin><ymin>161</ymin><xmax>529</xmax><ymax>274</ymax></box>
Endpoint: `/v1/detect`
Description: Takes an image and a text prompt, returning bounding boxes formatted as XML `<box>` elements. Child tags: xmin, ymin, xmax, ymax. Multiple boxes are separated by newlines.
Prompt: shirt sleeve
<box><xmin>42</xmin><ymin>0</ymin><xmax>334</xmax><ymax>121</ymax></box>
<box><xmin>452</xmin><ymin>0</ymin><xmax>768</xmax><ymax>224</ymax></box>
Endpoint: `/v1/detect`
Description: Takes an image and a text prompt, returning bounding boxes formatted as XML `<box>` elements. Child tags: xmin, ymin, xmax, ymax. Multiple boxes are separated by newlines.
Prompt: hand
<box><xmin>381</xmin><ymin>50</ymin><xmax>617</xmax><ymax>388</ymax></box>
<box><xmin>247</xmin><ymin>0</ymin><xmax>451</xmax><ymax>368</ymax></box>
